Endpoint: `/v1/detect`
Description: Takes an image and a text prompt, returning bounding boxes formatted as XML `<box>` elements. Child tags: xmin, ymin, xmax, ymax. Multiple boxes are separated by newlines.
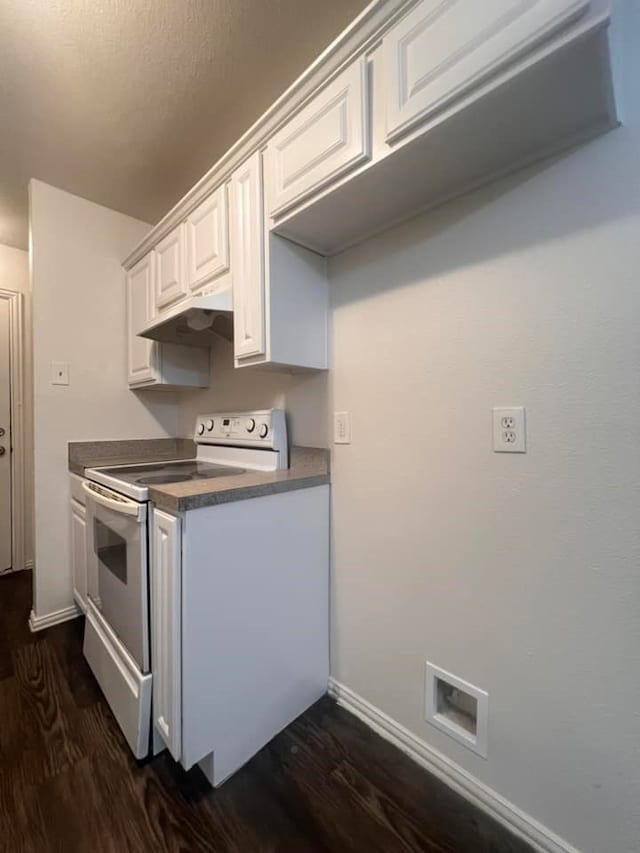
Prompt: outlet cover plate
<box><xmin>493</xmin><ymin>407</ymin><xmax>526</xmax><ymax>453</ymax></box>
<box><xmin>51</xmin><ymin>362</ymin><xmax>70</xmax><ymax>386</ymax></box>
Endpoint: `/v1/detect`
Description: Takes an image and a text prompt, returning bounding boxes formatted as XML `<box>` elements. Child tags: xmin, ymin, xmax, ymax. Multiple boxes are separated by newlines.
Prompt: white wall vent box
<box><xmin>425</xmin><ymin>662</ymin><xmax>488</xmax><ymax>758</ymax></box>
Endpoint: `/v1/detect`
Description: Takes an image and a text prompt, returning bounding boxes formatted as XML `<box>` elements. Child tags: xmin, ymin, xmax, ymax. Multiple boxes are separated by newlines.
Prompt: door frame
<box><xmin>0</xmin><ymin>288</ymin><xmax>26</xmax><ymax>573</ymax></box>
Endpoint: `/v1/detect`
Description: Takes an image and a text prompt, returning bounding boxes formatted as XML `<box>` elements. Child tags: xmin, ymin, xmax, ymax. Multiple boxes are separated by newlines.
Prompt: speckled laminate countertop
<box><xmin>68</xmin><ymin>441</ymin><xmax>329</xmax><ymax>511</ymax></box>
<box><xmin>148</xmin><ymin>446</ymin><xmax>329</xmax><ymax>512</ymax></box>
<box><xmin>69</xmin><ymin>438</ymin><xmax>196</xmax><ymax>476</ymax></box>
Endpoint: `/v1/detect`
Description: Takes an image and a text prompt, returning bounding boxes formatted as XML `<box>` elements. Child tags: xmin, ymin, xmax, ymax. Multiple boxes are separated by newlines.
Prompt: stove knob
<box><xmin>207</xmin><ymin>419</ymin><xmax>215</xmax><ymax>431</ymax></box>
<box><xmin>246</xmin><ymin>418</ymin><xmax>256</xmax><ymax>433</ymax></box>
<box><xmin>259</xmin><ymin>423</ymin><xmax>269</xmax><ymax>439</ymax></box>
<box><xmin>197</xmin><ymin>423</ymin><xmax>205</xmax><ymax>435</ymax></box>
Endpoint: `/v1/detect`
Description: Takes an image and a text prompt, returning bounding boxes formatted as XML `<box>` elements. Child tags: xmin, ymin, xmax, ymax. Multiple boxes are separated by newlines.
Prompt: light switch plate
<box><xmin>51</xmin><ymin>362</ymin><xmax>70</xmax><ymax>386</ymax></box>
<box><xmin>334</xmin><ymin>411</ymin><xmax>351</xmax><ymax>444</ymax></box>
<box><xmin>493</xmin><ymin>407</ymin><xmax>526</xmax><ymax>453</ymax></box>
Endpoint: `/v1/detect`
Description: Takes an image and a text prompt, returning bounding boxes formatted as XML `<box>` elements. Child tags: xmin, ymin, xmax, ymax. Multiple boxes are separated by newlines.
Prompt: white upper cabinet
<box><xmin>265</xmin><ymin>57</ymin><xmax>370</xmax><ymax>218</ymax></box>
<box><xmin>123</xmin><ymin>0</ymin><xmax>616</xmax><ymax>305</ymax></box>
<box><xmin>127</xmin><ymin>252</ymin><xmax>210</xmax><ymax>390</ymax></box>
<box><xmin>185</xmin><ymin>185</ymin><xmax>230</xmax><ymax>293</ymax></box>
<box><xmin>383</xmin><ymin>0</ymin><xmax>589</xmax><ymax>143</ymax></box>
<box><xmin>230</xmin><ymin>152</ymin><xmax>266</xmax><ymax>361</ymax></box>
<box><xmin>155</xmin><ymin>225</ymin><xmax>187</xmax><ymax>311</ymax></box>
<box><xmin>229</xmin><ymin>151</ymin><xmax>328</xmax><ymax>369</ymax></box>
<box><xmin>127</xmin><ymin>254</ymin><xmax>158</xmax><ymax>387</ymax></box>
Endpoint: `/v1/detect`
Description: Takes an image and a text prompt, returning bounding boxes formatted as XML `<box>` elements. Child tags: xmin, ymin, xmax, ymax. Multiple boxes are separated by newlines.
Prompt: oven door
<box><xmin>83</xmin><ymin>480</ymin><xmax>149</xmax><ymax>672</ymax></box>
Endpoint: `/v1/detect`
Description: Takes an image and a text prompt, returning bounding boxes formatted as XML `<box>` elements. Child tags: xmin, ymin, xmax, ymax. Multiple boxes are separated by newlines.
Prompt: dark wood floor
<box><xmin>0</xmin><ymin>571</ymin><xmax>532</xmax><ymax>853</ymax></box>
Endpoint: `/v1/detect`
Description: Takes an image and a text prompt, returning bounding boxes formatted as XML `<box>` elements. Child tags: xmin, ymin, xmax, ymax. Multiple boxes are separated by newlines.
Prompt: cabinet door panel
<box><xmin>384</xmin><ymin>0</ymin><xmax>588</xmax><ymax>142</ymax></box>
<box><xmin>127</xmin><ymin>254</ymin><xmax>158</xmax><ymax>387</ymax></box>
<box><xmin>151</xmin><ymin>509</ymin><xmax>182</xmax><ymax>761</ymax></box>
<box><xmin>155</xmin><ymin>225</ymin><xmax>187</xmax><ymax>311</ymax></box>
<box><xmin>266</xmin><ymin>58</ymin><xmax>370</xmax><ymax>217</ymax></box>
<box><xmin>70</xmin><ymin>498</ymin><xmax>87</xmax><ymax>612</ymax></box>
<box><xmin>230</xmin><ymin>152</ymin><xmax>266</xmax><ymax>360</ymax></box>
<box><xmin>186</xmin><ymin>185</ymin><xmax>230</xmax><ymax>292</ymax></box>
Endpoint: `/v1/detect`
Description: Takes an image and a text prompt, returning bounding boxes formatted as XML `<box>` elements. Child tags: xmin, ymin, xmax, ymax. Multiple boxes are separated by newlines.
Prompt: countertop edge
<box><xmin>150</xmin><ymin>472</ymin><xmax>331</xmax><ymax>513</ymax></box>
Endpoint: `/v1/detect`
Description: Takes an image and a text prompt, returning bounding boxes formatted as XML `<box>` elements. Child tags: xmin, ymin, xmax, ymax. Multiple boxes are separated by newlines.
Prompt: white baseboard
<box><xmin>328</xmin><ymin>678</ymin><xmax>581</xmax><ymax>853</ymax></box>
<box><xmin>29</xmin><ymin>604</ymin><xmax>81</xmax><ymax>633</ymax></box>
<box><xmin>0</xmin><ymin>559</ymin><xmax>34</xmax><ymax>575</ymax></box>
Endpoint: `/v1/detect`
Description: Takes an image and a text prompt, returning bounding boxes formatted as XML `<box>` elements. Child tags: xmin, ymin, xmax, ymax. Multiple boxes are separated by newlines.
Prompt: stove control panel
<box><xmin>194</xmin><ymin>409</ymin><xmax>287</xmax><ymax>456</ymax></box>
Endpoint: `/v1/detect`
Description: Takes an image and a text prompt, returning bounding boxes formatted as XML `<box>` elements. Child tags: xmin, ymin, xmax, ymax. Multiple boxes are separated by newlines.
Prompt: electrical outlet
<box><xmin>334</xmin><ymin>411</ymin><xmax>351</xmax><ymax>444</ymax></box>
<box><xmin>493</xmin><ymin>407</ymin><xmax>526</xmax><ymax>453</ymax></box>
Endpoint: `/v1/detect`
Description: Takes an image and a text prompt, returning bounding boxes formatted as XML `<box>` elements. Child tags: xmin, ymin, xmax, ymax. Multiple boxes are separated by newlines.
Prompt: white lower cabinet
<box><xmin>149</xmin><ymin>486</ymin><xmax>330</xmax><ymax>787</ymax></box>
<box><xmin>151</xmin><ymin>508</ymin><xmax>182</xmax><ymax>762</ymax></box>
<box><xmin>69</xmin><ymin>475</ymin><xmax>87</xmax><ymax>613</ymax></box>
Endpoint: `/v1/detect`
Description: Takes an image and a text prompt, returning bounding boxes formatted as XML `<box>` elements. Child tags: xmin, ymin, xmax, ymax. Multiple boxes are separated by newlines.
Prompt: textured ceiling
<box><xmin>0</xmin><ymin>0</ymin><xmax>370</xmax><ymax>249</ymax></box>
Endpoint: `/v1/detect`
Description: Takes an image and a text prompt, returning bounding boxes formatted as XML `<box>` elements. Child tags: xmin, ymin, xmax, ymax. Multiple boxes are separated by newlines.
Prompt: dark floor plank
<box><xmin>0</xmin><ymin>678</ymin><xmax>50</xmax><ymax>853</ymax></box>
<box><xmin>46</xmin><ymin>616</ymin><xmax>102</xmax><ymax>709</ymax></box>
<box><xmin>34</xmin><ymin>754</ymin><xmax>155</xmax><ymax>853</ymax></box>
<box><xmin>0</xmin><ymin>570</ymin><xmax>534</xmax><ymax>853</ymax></box>
<box><xmin>0</xmin><ymin>569</ymin><xmax>35</xmax><ymax>679</ymax></box>
<box><xmin>0</xmin><ymin>773</ymin><xmax>50</xmax><ymax>853</ymax></box>
<box><xmin>298</xmin><ymin>698</ymin><xmax>533</xmax><ymax>853</ymax></box>
<box><xmin>263</xmin><ymin>721</ymin><xmax>448</xmax><ymax>853</ymax></box>
<box><xmin>198</xmin><ymin>750</ymin><xmax>329</xmax><ymax>853</ymax></box>
<box><xmin>12</xmin><ymin>639</ymin><xmax>86</xmax><ymax>785</ymax></box>
<box><xmin>331</xmin><ymin>759</ymin><xmax>452</xmax><ymax>853</ymax></box>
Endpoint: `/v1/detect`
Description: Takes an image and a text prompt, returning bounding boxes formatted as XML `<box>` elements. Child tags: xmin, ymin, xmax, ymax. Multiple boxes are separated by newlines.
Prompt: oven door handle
<box><xmin>82</xmin><ymin>481</ymin><xmax>145</xmax><ymax>521</ymax></box>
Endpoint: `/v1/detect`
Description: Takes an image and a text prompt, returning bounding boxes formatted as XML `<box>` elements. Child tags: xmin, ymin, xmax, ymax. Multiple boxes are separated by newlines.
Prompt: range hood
<box><xmin>140</xmin><ymin>289</ymin><xmax>233</xmax><ymax>347</ymax></box>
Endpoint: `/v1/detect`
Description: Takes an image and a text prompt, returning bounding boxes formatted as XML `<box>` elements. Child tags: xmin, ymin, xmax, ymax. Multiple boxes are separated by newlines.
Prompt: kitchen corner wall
<box><xmin>176</xmin><ymin>335</ymin><xmax>329</xmax><ymax>448</ymax></box>
<box><xmin>29</xmin><ymin>181</ymin><xmax>178</xmax><ymax>620</ymax></box>
<box><xmin>327</xmin><ymin>6</ymin><xmax>640</xmax><ymax>852</ymax></box>
<box><xmin>0</xmin><ymin>243</ymin><xmax>33</xmax><ymax>568</ymax></box>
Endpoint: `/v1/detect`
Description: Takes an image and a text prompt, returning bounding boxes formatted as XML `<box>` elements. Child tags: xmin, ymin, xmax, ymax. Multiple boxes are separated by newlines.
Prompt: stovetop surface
<box><xmin>98</xmin><ymin>459</ymin><xmax>246</xmax><ymax>486</ymax></box>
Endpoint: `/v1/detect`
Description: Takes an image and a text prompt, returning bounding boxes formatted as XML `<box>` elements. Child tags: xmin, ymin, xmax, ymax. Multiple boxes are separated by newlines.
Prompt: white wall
<box><xmin>0</xmin><ymin>243</ymin><xmax>33</xmax><ymax>567</ymax></box>
<box><xmin>30</xmin><ymin>181</ymin><xmax>178</xmax><ymax>619</ymax></box>
<box><xmin>177</xmin><ymin>335</ymin><xmax>328</xmax><ymax>448</ymax></box>
<box><xmin>328</xmin><ymin>6</ymin><xmax>640</xmax><ymax>852</ymax></box>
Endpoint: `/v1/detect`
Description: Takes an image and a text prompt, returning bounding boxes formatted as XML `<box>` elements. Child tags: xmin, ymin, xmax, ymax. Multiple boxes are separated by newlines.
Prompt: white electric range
<box><xmin>80</xmin><ymin>409</ymin><xmax>291</xmax><ymax>760</ymax></box>
<box><xmin>86</xmin><ymin>408</ymin><xmax>288</xmax><ymax>501</ymax></box>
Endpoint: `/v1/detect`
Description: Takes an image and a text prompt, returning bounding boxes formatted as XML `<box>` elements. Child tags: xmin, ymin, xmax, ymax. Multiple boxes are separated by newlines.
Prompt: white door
<box><xmin>0</xmin><ymin>299</ymin><xmax>11</xmax><ymax>572</ymax></box>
